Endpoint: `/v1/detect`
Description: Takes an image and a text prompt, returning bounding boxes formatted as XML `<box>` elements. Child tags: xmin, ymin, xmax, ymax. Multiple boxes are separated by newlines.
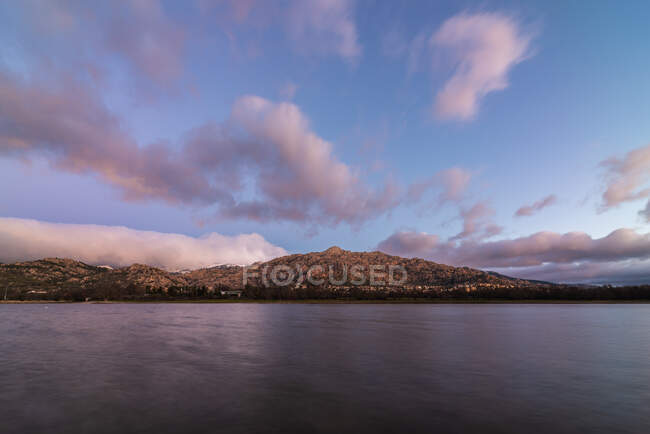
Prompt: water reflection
<box><xmin>1</xmin><ymin>303</ymin><xmax>649</xmax><ymax>433</ymax></box>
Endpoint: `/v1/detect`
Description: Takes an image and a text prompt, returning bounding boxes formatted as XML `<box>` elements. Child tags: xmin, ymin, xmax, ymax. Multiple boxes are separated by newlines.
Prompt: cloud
<box><xmin>16</xmin><ymin>0</ymin><xmax>185</xmax><ymax>86</ymax></box>
<box><xmin>196</xmin><ymin>0</ymin><xmax>361</xmax><ymax>61</ymax></box>
<box><xmin>377</xmin><ymin>228</ymin><xmax>650</xmax><ymax>284</ymax></box>
<box><xmin>195</xmin><ymin>95</ymin><xmax>402</xmax><ymax>226</ymax></box>
<box><xmin>407</xmin><ymin>167</ymin><xmax>472</xmax><ymax>205</ymax></box>
<box><xmin>0</xmin><ymin>71</ymin><xmax>401</xmax><ymax>228</ymax></box>
<box><xmin>496</xmin><ymin>261</ymin><xmax>650</xmax><ymax>285</ymax></box>
<box><xmin>431</xmin><ymin>12</ymin><xmax>533</xmax><ymax>120</ymax></box>
<box><xmin>376</xmin><ymin>231</ymin><xmax>440</xmax><ymax>259</ymax></box>
<box><xmin>515</xmin><ymin>194</ymin><xmax>557</xmax><ymax>217</ymax></box>
<box><xmin>287</xmin><ymin>0</ymin><xmax>361</xmax><ymax>61</ymax></box>
<box><xmin>0</xmin><ymin>217</ymin><xmax>286</xmax><ymax>270</ymax></box>
<box><xmin>0</xmin><ymin>71</ymin><xmax>225</xmax><ymax>205</ymax></box>
<box><xmin>639</xmin><ymin>200</ymin><xmax>650</xmax><ymax>222</ymax></box>
<box><xmin>453</xmin><ymin>201</ymin><xmax>503</xmax><ymax>240</ymax></box>
<box><xmin>406</xmin><ymin>169</ymin><xmax>502</xmax><ymax>240</ymax></box>
<box><xmin>600</xmin><ymin>144</ymin><xmax>650</xmax><ymax>209</ymax></box>
<box><xmin>104</xmin><ymin>0</ymin><xmax>186</xmax><ymax>84</ymax></box>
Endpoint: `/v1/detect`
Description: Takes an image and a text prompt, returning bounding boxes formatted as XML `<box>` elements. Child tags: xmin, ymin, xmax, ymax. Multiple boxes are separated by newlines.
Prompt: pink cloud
<box><xmin>0</xmin><ymin>71</ymin><xmax>222</xmax><ymax>205</ymax></box>
<box><xmin>104</xmin><ymin>0</ymin><xmax>186</xmax><ymax>84</ymax></box>
<box><xmin>17</xmin><ymin>0</ymin><xmax>185</xmax><ymax>86</ymax></box>
<box><xmin>600</xmin><ymin>144</ymin><xmax>650</xmax><ymax>208</ymax></box>
<box><xmin>495</xmin><ymin>261</ymin><xmax>650</xmax><ymax>285</ymax></box>
<box><xmin>188</xmin><ymin>95</ymin><xmax>402</xmax><ymax>226</ymax></box>
<box><xmin>453</xmin><ymin>201</ymin><xmax>503</xmax><ymax>240</ymax></box>
<box><xmin>377</xmin><ymin>228</ymin><xmax>650</xmax><ymax>283</ymax></box>
<box><xmin>515</xmin><ymin>194</ymin><xmax>557</xmax><ymax>217</ymax></box>
<box><xmin>0</xmin><ymin>71</ymin><xmax>408</xmax><ymax>228</ymax></box>
<box><xmin>431</xmin><ymin>12</ymin><xmax>533</xmax><ymax>120</ymax></box>
<box><xmin>375</xmin><ymin>231</ymin><xmax>440</xmax><ymax>259</ymax></box>
<box><xmin>407</xmin><ymin>167</ymin><xmax>472</xmax><ymax>205</ymax></box>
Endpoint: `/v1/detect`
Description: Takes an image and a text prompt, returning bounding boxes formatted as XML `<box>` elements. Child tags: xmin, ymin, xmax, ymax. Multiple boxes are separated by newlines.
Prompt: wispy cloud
<box><xmin>406</xmin><ymin>169</ymin><xmax>502</xmax><ymax>241</ymax></box>
<box><xmin>515</xmin><ymin>194</ymin><xmax>557</xmax><ymax>217</ymax></box>
<box><xmin>212</xmin><ymin>0</ymin><xmax>362</xmax><ymax>61</ymax></box>
<box><xmin>431</xmin><ymin>12</ymin><xmax>533</xmax><ymax>120</ymax></box>
<box><xmin>0</xmin><ymin>217</ymin><xmax>286</xmax><ymax>270</ymax></box>
<box><xmin>407</xmin><ymin>167</ymin><xmax>472</xmax><ymax>205</ymax></box>
<box><xmin>17</xmin><ymin>0</ymin><xmax>186</xmax><ymax>86</ymax></box>
<box><xmin>600</xmin><ymin>144</ymin><xmax>650</xmax><ymax>209</ymax></box>
<box><xmin>453</xmin><ymin>201</ymin><xmax>503</xmax><ymax>240</ymax></box>
<box><xmin>287</xmin><ymin>0</ymin><xmax>361</xmax><ymax>61</ymax></box>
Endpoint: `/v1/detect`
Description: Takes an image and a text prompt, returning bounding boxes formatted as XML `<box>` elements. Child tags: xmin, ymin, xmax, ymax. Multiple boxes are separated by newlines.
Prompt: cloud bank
<box><xmin>0</xmin><ymin>217</ymin><xmax>286</xmax><ymax>270</ymax></box>
<box><xmin>431</xmin><ymin>12</ymin><xmax>532</xmax><ymax>120</ymax></box>
<box><xmin>378</xmin><ymin>228</ymin><xmax>650</xmax><ymax>284</ymax></box>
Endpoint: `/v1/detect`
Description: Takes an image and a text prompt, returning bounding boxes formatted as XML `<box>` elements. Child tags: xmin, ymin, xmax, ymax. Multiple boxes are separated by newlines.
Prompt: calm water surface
<box><xmin>1</xmin><ymin>303</ymin><xmax>649</xmax><ymax>433</ymax></box>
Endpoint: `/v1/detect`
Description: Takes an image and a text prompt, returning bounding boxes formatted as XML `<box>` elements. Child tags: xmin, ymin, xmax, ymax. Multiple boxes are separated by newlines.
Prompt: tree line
<box><xmin>7</xmin><ymin>282</ymin><xmax>650</xmax><ymax>301</ymax></box>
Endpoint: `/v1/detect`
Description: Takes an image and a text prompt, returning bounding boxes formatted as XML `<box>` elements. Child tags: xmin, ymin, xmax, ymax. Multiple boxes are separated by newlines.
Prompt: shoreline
<box><xmin>3</xmin><ymin>299</ymin><xmax>650</xmax><ymax>304</ymax></box>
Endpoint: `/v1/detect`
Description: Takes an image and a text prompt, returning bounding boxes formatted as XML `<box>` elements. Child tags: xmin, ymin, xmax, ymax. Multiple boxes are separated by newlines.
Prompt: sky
<box><xmin>2</xmin><ymin>0</ymin><xmax>650</xmax><ymax>284</ymax></box>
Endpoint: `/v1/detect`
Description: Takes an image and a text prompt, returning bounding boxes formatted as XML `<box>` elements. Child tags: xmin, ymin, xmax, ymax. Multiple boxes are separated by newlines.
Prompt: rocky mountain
<box><xmin>0</xmin><ymin>258</ymin><xmax>110</xmax><ymax>292</ymax></box>
<box><xmin>244</xmin><ymin>246</ymin><xmax>532</xmax><ymax>290</ymax></box>
<box><xmin>0</xmin><ymin>247</ymin><xmax>542</xmax><ymax>300</ymax></box>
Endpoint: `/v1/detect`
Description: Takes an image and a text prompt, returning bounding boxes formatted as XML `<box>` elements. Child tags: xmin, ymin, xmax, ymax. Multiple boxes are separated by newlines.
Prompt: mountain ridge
<box><xmin>0</xmin><ymin>247</ymin><xmax>543</xmax><ymax>299</ymax></box>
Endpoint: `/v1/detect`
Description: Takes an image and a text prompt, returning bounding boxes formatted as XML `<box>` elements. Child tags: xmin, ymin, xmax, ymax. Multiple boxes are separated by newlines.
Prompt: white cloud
<box><xmin>0</xmin><ymin>217</ymin><xmax>286</xmax><ymax>270</ymax></box>
<box><xmin>431</xmin><ymin>12</ymin><xmax>532</xmax><ymax>120</ymax></box>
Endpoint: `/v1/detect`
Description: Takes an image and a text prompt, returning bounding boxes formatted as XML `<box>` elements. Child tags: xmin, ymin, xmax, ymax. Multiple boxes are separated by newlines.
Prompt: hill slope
<box><xmin>0</xmin><ymin>247</ymin><xmax>540</xmax><ymax>299</ymax></box>
<box><xmin>247</xmin><ymin>246</ymin><xmax>530</xmax><ymax>289</ymax></box>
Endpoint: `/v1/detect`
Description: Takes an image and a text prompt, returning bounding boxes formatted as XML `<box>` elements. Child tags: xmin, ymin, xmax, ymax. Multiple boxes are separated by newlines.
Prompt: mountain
<box><xmin>0</xmin><ymin>258</ymin><xmax>110</xmax><ymax>291</ymax></box>
<box><xmin>242</xmin><ymin>246</ymin><xmax>535</xmax><ymax>290</ymax></box>
<box><xmin>0</xmin><ymin>247</ymin><xmax>542</xmax><ymax>300</ymax></box>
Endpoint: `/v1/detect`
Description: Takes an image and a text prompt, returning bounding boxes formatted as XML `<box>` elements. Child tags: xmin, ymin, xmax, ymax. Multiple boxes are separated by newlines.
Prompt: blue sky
<box><xmin>2</xmin><ymin>0</ymin><xmax>650</xmax><ymax>284</ymax></box>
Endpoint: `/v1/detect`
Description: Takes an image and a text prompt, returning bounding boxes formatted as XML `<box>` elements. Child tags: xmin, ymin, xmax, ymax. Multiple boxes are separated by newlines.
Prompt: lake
<box><xmin>1</xmin><ymin>303</ymin><xmax>649</xmax><ymax>433</ymax></box>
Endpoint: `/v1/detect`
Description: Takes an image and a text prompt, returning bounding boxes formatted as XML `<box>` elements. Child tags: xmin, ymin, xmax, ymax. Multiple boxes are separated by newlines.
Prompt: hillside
<box><xmin>0</xmin><ymin>258</ymin><xmax>111</xmax><ymax>292</ymax></box>
<box><xmin>0</xmin><ymin>247</ymin><xmax>541</xmax><ymax>300</ymax></box>
<box><xmin>247</xmin><ymin>246</ymin><xmax>530</xmax><ymax>290</ymax></box>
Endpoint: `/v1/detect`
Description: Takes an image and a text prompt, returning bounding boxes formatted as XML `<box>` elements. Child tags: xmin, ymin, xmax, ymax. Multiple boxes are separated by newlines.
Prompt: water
<box><xmin>1</xmin><ymin>303</ymin><xmax>649</xmax><ymax>434</ymax></box>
